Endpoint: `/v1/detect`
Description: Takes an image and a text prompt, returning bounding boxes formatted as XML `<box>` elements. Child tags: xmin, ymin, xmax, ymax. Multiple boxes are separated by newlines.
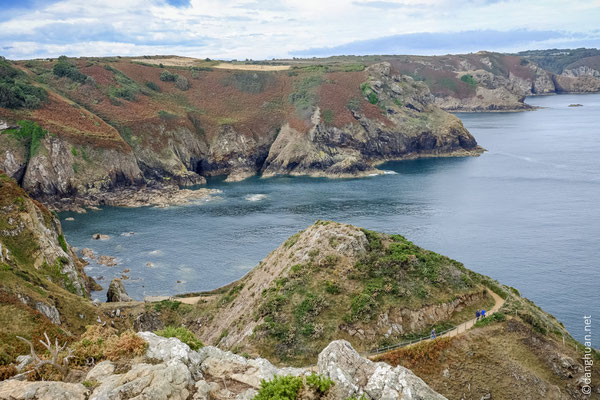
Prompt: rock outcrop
<box><xmin>318</xmin><ymin>340</ymin><xmax>446</xmax><ymax>400</ymax></box>
<box><xmin>0</xmin><ymin>334</ymin><xmax>445</xmax><ymax>400</ymax></box>
<box><xmin>262</xmin><ymin>62</ymin><xmax>482</xmax><ymax>177</ymax></box>
<box><xmin>106</xmin><ymin>278</ymin><xmax>132</xmax><ymax>302</ymax></box>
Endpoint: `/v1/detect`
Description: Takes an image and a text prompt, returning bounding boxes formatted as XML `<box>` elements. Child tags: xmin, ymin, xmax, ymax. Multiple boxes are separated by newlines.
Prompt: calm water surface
<box><xmin>61</xmin><ymin>93</ymin><xmax>600</xmax><ymax>343</ymax></box>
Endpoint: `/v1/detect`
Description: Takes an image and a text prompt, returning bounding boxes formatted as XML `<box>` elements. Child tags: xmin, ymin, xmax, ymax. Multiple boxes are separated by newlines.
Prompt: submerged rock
<box><xmin>106</xmin><ymin>278</ymin><xmax>132</xmax><ymax>302</ymax></box>
<box><xmin>97</xmin><ymin>255</ymin><xmax>117</xmax><ymax>266</ymax></box>
<box><xmin>92</xmin><ymin>233</ymin><xmax>110</xmax><ymax>240</ymax></box>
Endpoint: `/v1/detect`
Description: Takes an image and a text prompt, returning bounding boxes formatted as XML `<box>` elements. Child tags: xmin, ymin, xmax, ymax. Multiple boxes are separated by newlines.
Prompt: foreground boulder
<box><xmin>106</xmin><ymin>278</ymin><xmax>132</xmax><ymax>302</ymax></box>
<box><xmin>0</xmin><ymin>334</ymin><xmax>444</xmax><ymax>400</ymax></box>
<box><xmin>0</xmin><ymin>380</ymin><xmax>89</xmax><ymax>400</ymax></box>
<box><xmin>318</xmin><ymin>340</ymin><xmax>447</xmax><ymax>400</ymax></box>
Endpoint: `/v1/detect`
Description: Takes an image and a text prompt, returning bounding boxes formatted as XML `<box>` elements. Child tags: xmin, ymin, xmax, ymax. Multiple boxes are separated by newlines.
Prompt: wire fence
<box><xmin>368</xmin><ymin>309</ymin><xmax>498</xmax><ymax>356</ymax></box>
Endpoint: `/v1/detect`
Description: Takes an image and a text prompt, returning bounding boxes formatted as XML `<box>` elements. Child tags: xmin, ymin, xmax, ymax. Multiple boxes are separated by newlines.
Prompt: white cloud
<box><xmin>0</xmin><ymin>0</ymin><xmax>598</xmax><ymax>59</ymax></box>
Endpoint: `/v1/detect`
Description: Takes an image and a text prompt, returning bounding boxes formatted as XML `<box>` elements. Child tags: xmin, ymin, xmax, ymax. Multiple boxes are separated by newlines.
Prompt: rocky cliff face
<box><xmin>262</xmin><ymin>63</ymin><xmax>481</xmax><ymax>177</ymax></box>
<box><xmin>0</xmin><ymin>57</ymin><xmax>481</xmax><ymax>208</ymax></box>
<box><xmin>0</xmin><ymin>172</ymin><xmax>98</xmax><ymax>364</ymax></box>
<box><xmin>384</xmin><ymin>51</ymin><xmax>600</xmax><ymax>111</ymax></box>
<box><xmin>0</xmin><ymin>334</ymin><xmax>446</xmax><ymax>400</ymax></box>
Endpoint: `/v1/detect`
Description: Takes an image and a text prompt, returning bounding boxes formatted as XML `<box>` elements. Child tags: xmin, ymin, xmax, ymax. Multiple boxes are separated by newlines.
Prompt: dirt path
<box><xmin>370</xmin><ymin>287</ymin><xmax>506</xmax><ymax>356</ymax></box>
<box><xmin>437</xmin><ymin>288</ymin><xmax>505</xmax><ymax>339</ymax></box>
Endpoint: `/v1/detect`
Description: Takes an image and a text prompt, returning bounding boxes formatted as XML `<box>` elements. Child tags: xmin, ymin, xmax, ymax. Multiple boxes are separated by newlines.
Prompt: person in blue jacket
<box><xmin>476</xmin><ymin>309</ymin><xmax>481</xmax><ymax>321</ymax></box>
<box><xmin>481</xmin><ymin>308</ymin><xmax>486</xmax><ymax>318</ymax></box>
<box><xmin>431</xmin><ymin>328</ymin><xmax>436</xmax><ymax>339</ymax></box>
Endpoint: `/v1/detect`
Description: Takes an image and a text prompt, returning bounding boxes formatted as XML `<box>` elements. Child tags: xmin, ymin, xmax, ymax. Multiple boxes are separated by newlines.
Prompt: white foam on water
<box><xmin>244</xmin><ymin>194</ymin><xmax>268</xmax><ymax>202</ymax></box>
<box><xmin>383</xmin><ymin>170</ymin><xmax>398</xmax><ymax>175</ymax></box>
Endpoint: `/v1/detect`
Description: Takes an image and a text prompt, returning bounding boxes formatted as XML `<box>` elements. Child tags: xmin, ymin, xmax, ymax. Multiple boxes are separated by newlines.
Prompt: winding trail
<box><xmin>370</xmin><ymin>287</ymin><xmax>505</xmax><ymax>356</ymax></box>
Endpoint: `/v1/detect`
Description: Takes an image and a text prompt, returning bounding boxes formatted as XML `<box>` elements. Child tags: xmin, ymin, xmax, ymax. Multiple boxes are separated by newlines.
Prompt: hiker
<box><xmin>431</xmin><ymin>328</ymin><xmax>436</xmax><ymax>339</ymax></box>
<box><xmin>481</xmin><ymin>308</ymin><xmax>486</xmax><ymax>318</ymax></box>
<box><xmin>476</xmin><ymin>309</ymin><xmax>480</xmax><ymax>321</ymax></box>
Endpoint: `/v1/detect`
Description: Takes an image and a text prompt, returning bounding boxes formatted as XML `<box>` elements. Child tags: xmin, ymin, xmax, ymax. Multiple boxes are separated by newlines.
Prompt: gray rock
<box><xmin>317</xmin><ymin>340</ymin><xmax>446</xmax><ymax>400</ymax></box>
<box><xmin>106</xmin><ymin>278</ymin><xmax>132</xmax><ymax>302</ymax></box>
<box><xmin>15</xmin><ymin>355</ymin><xmax>32</xmax><ymax>373</ymax></box>
<box><xmin>138</xmin><ymin>332</ymin><xmax>202</xmax><ymax>379</ymax></box>
<box><xmin>192</xmin><ymin>380</ymin><xmax>220</xmax><ymax>400</ymax></box>
<box><xmin>0</xmin><ymin>380</ymin><xmax>89</xmax><ymax>400</ymax></box>
<box><xmin>86</xmin><ymin>360</ymin><xmax>116</xmax><ymax>382</ymax></box>
<box><xmin>89</xmin><ymin>361</ymin><xmax>192</xmax><ymax>400</ymax></box>
<box><xmin>133</xmin><ymin>311</ymin><xmax>164</xmax><ymax>332</ymax></box>
<box><xmin>198</xmin><ymin>345</ymin><xmax>306</xmax><ymax>389</ymax></box>
<box><xmin>35</xmin><ymin>301</ymin><xmax>61</xmax><ymax>325</ymax></box>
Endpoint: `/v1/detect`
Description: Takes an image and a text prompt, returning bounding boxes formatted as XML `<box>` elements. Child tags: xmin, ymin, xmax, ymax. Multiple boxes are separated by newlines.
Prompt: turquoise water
<box><xmin>61</xmin><ymin>93</ymin><xmax>600</xmax><ymax>343</ymax></box>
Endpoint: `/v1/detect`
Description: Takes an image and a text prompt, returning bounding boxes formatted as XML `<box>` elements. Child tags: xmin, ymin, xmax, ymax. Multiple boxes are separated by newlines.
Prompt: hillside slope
<box><xmin>0</xmin><ymin>172</ymin><xmax>99</xmax><ymax>366</ymax></box>
<box><xmin>0</xmin><ymin>56</ymin><xmax>482</xmax><ymax>207</ymax></box>
<box><xmin>275</xmin><ymin>49</ymin><xmax>600</xmax><ymax>111</ymax></box>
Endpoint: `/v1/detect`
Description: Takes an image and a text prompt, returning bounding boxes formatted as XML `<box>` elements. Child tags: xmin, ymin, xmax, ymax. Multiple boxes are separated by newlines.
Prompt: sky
<box><xmin>0</xmin><ymin>0</ymin><xmax>599</xmax><ymax>60</ymax></box>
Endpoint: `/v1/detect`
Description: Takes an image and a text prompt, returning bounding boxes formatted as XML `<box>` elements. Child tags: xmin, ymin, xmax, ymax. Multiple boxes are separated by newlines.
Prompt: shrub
<box><xmin>153</xmin><ymin>299</ymin><xmax>182</xmax><ymax>312</ymax></box>
<box><xmin>305</xmin><ymin>373</ymin><xmax>333</xmax><ymax>393</ymax></box>
<box><xmin>108</xmin><ymin>86</ymin><xmax>138</xmax><ymax>102</ymax></box>
<box><xmin>145</xmin><ymin>81</ymin><xmax>160</xmax><ymax>91</ymax></box>
<box><xmin>52</xmin><ymin>56</ymin><xmax>88</xmax><ymax>83</ymax></box>
<box><xmin>324</xmin><ymin>280</ymin><xmax>340</xmax><ymax>294</ymax></box>
<box><xmin>175</xmin><ymin>75</ymin><xmax>190</xmax><ymax>91</ymax></box>
<box><xmin>460</xmin><ymin>74</ymin><xmax>478</xmax><ymax>86</ymax></box>
<box><xmin>0</xmin><ymin>58</ymin><xmax>48</xmax><ymax>109</ymax></box>
<box><xmin>0</xmin><ymin>365</ymin><xmax>17</xmax><ymax>380</ymax></box>
<box><xmin>254</xmin><ymin>375</ymin><xmax>303</xmax><ymax>400</ymax></box>
<box><xmin>160</xmin><ymin>70</ymin><xmax>178</xmax><ymax>82</ymax></box>
<box><xmin>155</xmin><ymin>326</ymin><xmax>203</xmax><ymax>350</ymax></box>
<box><xmin>474</xmin><ymin>312</ymin><xmax>506</xmax><ymax>328</ymax></box>
<box><xmin>322</xmin><ymin>109</ymin><xmax>334</xmax><ymax>124</ymax></box>
<box><xmin>71</xmin><ymin>325</ymin><xmax>147</xmax><ymax>364</ymax></box>
<box><xmin>158</xmin><ymin>110</ymin><xmax>178</xmax><ymax>121</ymax></box>
<box><xmin>103</xmin><ymin>330</ymin><xmax>148</xmax><ymax>360</ymax></box>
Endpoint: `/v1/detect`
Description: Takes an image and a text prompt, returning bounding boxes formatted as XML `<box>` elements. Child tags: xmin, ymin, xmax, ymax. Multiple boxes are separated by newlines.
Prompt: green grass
<box><xmin>2</xmin><ymin>120</ymin><xmax>48</xmax><ymax>160</ymax></box>
<box><xmin>57</xmin><ymin>234</ymin><xmax>68</xmax><ymax>253</ymax></box>
<box><xmin>289</xmin><ymin>74</ymin><xmax>323</xmax><ymax>117</ymax></box>
<box><xmin>155</xmin><ymin>326</ymin><xmax>203</xmax><ymax>350</ymax></box>
<box><xmin>322</xmin><ymin>109</ymin><xmax>334</xmax><ymax>124</ymax></box>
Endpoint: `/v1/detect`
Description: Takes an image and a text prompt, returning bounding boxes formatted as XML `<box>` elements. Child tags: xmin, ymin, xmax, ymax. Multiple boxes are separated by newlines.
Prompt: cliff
<box><xmin>0</xmin><ymin>172</ymin><xmax>98</xmax><ymax>365</ymax></box>
<box><xmin>276</xmin><ymin>49</ymin><xmax>600</xmax><ymax>112</ymax></box>
<box><xmin>0</xmin><ymin>56</ymin><xmax>481</xmax><ymax>207</ymax></box>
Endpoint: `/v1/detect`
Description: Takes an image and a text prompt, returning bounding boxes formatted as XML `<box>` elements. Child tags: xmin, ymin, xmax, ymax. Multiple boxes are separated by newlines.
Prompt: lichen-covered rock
<box><xmin>106</xmin><ymin>278</ymin><xmax>132</xmax><ymax>302</ymax></box>
<box><xmin>198</xmin><ymin>345</ymin><xmax>306</xmax><ymax>389</ymax></box>
<box><xmin>0</xmin><ymin>380</ymin><xmax>89</xmax><ymax>400</ymax></box>
<box><xmin>138</xmin><ymin>331</ymin><xmax>202</xmax><ymax>379</ymax></box>
<box><xmin>317</xmin><ymin>340</ymin><xmax>446</xmax><ymax>400</ymax></box>
<box><xmin>89</xmin><ymin>361</ymin><xmax>192</xmax><ymax>400</ymax></box>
